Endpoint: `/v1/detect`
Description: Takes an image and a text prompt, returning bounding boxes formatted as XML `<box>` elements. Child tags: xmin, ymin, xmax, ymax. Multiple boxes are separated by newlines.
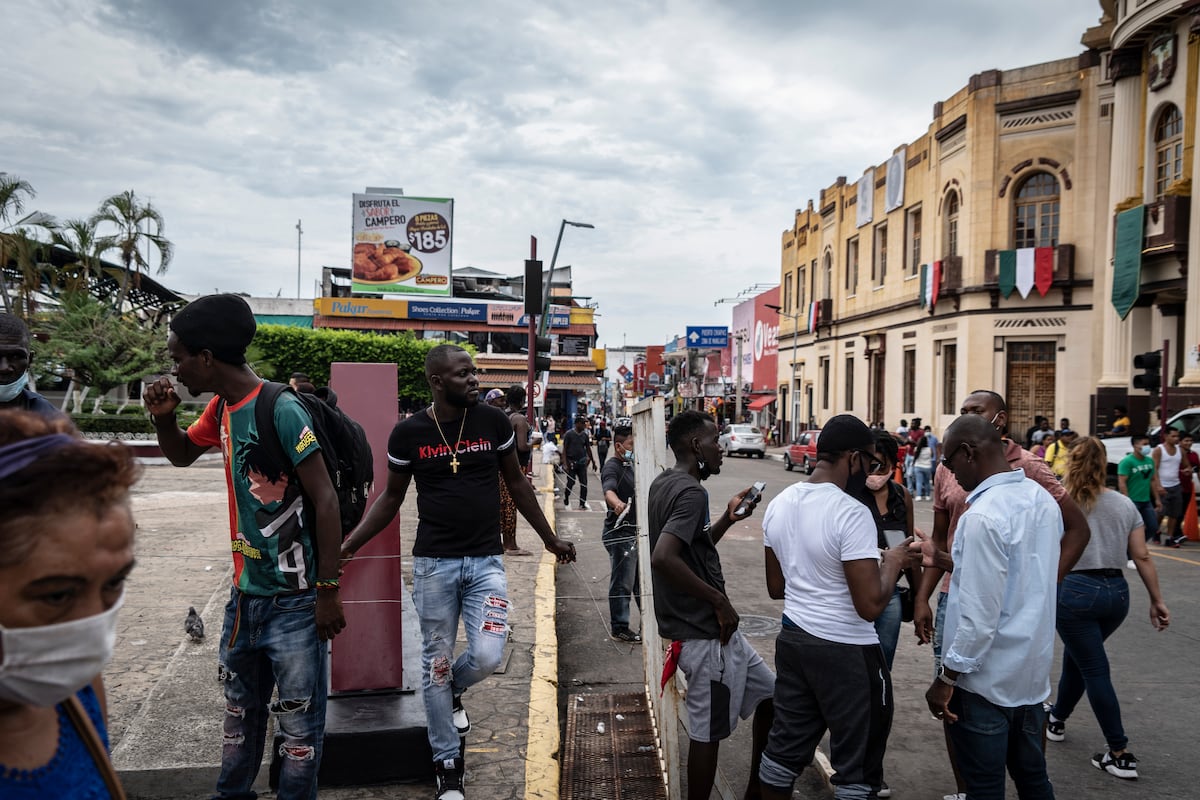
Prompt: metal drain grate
<box><xmin>561</xmin><ymin>692</ymin><xmax>667</xmax><ymax>800</ymax></box>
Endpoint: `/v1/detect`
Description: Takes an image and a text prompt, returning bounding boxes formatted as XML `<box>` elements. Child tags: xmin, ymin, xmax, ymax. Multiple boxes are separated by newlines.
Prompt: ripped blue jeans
<box><xmin>412</xmin><ymin>555</ymin><xmax>509</xmax><ymax>763</ymax></box>
<box><xmin>214</xmin><ymin>586</ymin><xmax>327</xmax><ymax>800</ymax></box>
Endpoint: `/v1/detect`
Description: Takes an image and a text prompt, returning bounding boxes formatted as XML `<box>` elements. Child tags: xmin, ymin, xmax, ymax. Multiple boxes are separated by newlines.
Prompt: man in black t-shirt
<box><xmin>342</xmin><ymin>345</ymin><xmax>575</xmax><ymax>800</ymax></box>
<box><xmin>648</xmin><ymin>410</ymin><xmax>772</xmax><ymax>800</ymax></box>
<box><xmin>562</xmin><ymin>415</ymin><xmax>596</xmax><ymax>510</ymax></box>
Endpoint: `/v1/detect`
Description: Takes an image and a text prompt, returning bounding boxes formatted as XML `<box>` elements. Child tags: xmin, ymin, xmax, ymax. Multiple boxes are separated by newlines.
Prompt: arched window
<box><xmin>1154</xmin><ymin>104</ymin><xmax>1183</xmax><ymax>199</ymax></box>
<box><xmin>943</xmin><ymin>192</ymin><xmax>959</xmax><ymax>257</ymax></box>
<box><xmin>1013</xmin><ymin>172</ymin><xmax>1060</xmax><ymax>249</ymax></box>
<box><xmin>822</xmin><ymin>251</ymin><xmax>832</xmax><ymax>300</ymax></box>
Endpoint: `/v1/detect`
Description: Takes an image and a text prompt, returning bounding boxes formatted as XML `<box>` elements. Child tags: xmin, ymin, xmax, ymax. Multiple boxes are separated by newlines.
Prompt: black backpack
<box><xmin>221</xmin><ymin>382</ymin><xmax>374</xmax><ymax>537</ymax></box>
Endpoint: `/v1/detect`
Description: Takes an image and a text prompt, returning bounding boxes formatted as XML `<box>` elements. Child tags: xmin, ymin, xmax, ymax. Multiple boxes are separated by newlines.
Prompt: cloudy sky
<box><xmin>4</xmin><ymin>0</ymin><xmax>1103</xmax><ymax>348</ymax></box>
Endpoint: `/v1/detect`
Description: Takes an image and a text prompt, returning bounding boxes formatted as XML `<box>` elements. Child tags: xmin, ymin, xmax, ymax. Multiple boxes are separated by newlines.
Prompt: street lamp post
<box><xmin>538</xmin><ymin>219</ymin><xmax>594</xmax><ymax>337</ymax></box>
<box><xmin>766</xmin><ymin>303</ymin><xmax>801</xmax><ymax>442</ymax></box>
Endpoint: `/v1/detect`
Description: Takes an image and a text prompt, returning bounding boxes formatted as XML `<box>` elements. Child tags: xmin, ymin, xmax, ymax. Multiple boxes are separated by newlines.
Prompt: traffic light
<box><xmin>524</xmin><ymin>259</ymin><xmax>543</xmax><ymax>316</ymax></box>
<box><xmin>533</xmin><ymin>335</ymin><xmax>554</xmax><ymax>372</ymax></box>
<box><xmin>1133</xmin><ymin>351</ymin><xmax>1161</xmax><ymax>392</ymax></box>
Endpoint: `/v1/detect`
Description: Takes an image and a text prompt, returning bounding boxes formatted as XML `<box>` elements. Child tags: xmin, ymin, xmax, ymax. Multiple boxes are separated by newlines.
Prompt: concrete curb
<box><xmin>524</xmin><ymin>465</ymin><xmax>561</xmax><ymax>799</ymax></box>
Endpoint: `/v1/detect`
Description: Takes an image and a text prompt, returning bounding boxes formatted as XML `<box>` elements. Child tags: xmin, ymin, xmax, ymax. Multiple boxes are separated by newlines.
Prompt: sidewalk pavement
<box><xmin>109</xmin><ymin>461</ymin><xmax>563</xmax><ymax>800</ymax></box>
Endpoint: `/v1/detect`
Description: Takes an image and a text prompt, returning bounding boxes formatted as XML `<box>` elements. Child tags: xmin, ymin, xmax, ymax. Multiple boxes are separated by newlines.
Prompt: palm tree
<box><xmin>52</xmin><ymin>218</ymin><xmax>109</xmax><ymax>294</ymax></box>
<box><xmin>0</xmin><ymin>173</ymin><xmax>40</xmax><ymax>314</ymax></box>
<box><xmin>90</xmin><ymin>190</ymin><xmax>173</xmax><ymax>310</ymax></box>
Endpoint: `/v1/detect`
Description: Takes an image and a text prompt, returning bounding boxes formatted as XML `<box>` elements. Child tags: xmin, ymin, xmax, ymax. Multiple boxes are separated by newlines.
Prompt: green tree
<box><xmin>51</xmin><ymin>218</ymin><xmax>109</xmax><ymax>294</ymax></box>
<box><xmin>42</xmin><ymin>290</ymin><xmax>169</xmax><ymax>412</ymax></box>
<box><xmin>0</xmin><ymin>174</ymin><xmax>57</xmax><ymax>317</ymax></box>
<box><xmin>90</xmin><ymin>190</ymin><xmax>172</xmax><ymax>309</ymax></box>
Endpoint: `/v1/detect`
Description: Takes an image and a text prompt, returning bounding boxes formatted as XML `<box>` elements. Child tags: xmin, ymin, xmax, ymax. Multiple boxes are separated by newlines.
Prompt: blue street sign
<box><xmin>686</xmin><ymin>326</ymin><xmax>729</xmax><ymax>348</ymax></box>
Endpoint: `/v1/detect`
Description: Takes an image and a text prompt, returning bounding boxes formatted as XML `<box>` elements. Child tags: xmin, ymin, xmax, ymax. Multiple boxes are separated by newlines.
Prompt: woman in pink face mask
<box><xmin>856</xmin><ymin>430</ymin><xmax>917</xmax><ymax>670</ymax></box>
<box><xmin>0</xmin><ymin>411</ymin><xmax>139</xmax><ymax>799</ymax></box>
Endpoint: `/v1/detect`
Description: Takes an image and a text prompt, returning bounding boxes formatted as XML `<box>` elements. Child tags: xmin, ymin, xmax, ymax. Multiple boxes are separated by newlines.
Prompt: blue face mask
<box><xmin>0</xmin><ymin>372</ymin><xmax>29</xmax><ymax>403</ymax></box>
<box><xmin>622</xmin><ymin>448</ymin><xmax>635</xmax><ymax>464</ymax></box>
<box><xmin>1140</xmin><ymin>445</ymin><xmax>1153</xmax><ymax>457</ymax></box>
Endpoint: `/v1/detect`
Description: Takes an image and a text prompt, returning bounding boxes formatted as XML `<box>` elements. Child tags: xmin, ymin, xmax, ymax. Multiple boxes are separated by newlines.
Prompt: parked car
<box><xmin>719</xmin><ymin>424</ymin><xmax>766</xmax><ymax>458</ymax></box>
<box><xmin>784</xmin><ymin>428</ymin><xmax>821</xmax><ymax>473</ymax></box>
<box><xmin>1104</xmin><ymin>407</ymin><xmax>1200</xmax><ymax>475</ymax></box>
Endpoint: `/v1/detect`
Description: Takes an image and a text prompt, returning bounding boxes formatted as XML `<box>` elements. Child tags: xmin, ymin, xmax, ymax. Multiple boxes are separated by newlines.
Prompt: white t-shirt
<box><xmin>762</xmin><ymin>482</ymin><xmax>881</xmax><ymax>645</ymax></box>
<box><xmin>541</xmin><ymin>440</ymin><xmax>560</xmax><ymax>463</ymax></box>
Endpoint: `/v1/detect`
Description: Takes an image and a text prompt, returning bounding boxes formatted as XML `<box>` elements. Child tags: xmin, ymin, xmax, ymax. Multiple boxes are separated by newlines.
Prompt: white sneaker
<box><xmin>1127</xmin><ymin>560</ymin><xmax>1136</xmax><ymax>569</ymax></box>
<box><xmin>943</xmin><ymin>794</ymin><xmax>967</xmax><ymax>800</ymax></box>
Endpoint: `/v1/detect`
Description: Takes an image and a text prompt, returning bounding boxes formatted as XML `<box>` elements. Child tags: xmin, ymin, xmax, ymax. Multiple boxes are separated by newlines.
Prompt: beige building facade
<box><xmin>778</xmin><ymin>52</ymin><xmax>1111</xmax><ymax>439</ymax></box>
<box><xmin>1094</xmin><ymin>0</ymin><xmax>1200</xmax><ymax>429</ymax></box>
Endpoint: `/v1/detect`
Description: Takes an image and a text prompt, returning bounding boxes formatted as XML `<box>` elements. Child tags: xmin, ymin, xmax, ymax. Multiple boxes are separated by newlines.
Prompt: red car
<box><xmin>783</xmin><ymin>428</ymin><xmax>821</xmax><ymax>474</ymax></box>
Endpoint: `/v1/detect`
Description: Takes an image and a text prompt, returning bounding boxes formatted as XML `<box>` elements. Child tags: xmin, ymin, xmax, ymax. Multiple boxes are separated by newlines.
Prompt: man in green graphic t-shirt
<box><xmin>1118</xmin><ymin>434</ymin><xmax>1162</xmax><ymax>544</ymax></box>
<box><xmin>145</xmin><ymin>294</ymin><xmax>345</xmax><ymax>800</ymax></box>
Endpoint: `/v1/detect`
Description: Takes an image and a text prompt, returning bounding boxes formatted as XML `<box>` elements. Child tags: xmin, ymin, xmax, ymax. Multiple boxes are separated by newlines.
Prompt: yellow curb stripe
<box><xmin>525</xmin><ymin>465</ymin><xmax>560</xmax><ymax>799</ymax></box>
<box><xmin>1150</xmin><ymin>550</ymin><xmax>1200</xmax><ymax>566</ymax></box>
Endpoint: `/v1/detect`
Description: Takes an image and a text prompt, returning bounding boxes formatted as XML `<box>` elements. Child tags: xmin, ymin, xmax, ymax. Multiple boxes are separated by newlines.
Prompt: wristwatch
<box><xmin>936</xmin><ymin>665</ymin><xmax>957</xmax><ymax>687</ymax></box>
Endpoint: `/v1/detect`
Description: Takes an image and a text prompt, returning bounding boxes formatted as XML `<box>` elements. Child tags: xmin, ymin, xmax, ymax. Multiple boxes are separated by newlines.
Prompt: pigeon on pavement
<box><xmin>185</xmin><ymin>607</ymin><xmax>205</xmax><ymax>642</ymax></box>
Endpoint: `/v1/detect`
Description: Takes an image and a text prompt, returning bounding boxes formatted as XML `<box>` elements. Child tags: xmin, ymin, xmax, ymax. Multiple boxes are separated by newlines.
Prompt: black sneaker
<box><xmin>1091</xmin><ymin>749</ymin><xmax>1138</xmax><ymax>779</ymax></box>
<box><xmin>435</xmin><ymin>757</ymin><xmax>465</xmax><ymax>799</ymax></box>
<box><xmin>452</xmin><ymin>694</ymin><xmax>470</xmax><ymax>736</ymax></box>
<box><xmin>1046</xmin><ymin>716</ymin><xmax>1065</xmax><ymax>742</ymax></box>
<box><xmin>611</xmin><ymin>628</ymin><xmax>642</xmax><ymax>643</ymax></box>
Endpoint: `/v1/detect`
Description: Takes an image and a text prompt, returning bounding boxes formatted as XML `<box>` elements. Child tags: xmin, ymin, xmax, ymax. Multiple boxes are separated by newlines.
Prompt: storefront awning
<box><xmin>747</xmin><ymin>395</ymin><xmax>776</xmax><ymax>411</ymax></box>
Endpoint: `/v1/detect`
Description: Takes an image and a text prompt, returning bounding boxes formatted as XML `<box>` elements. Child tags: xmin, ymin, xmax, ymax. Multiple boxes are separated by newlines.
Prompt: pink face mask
<box><xmin>865</xmin><ymin>475</ymin><xmax>890</xmax><ymax>492</ymax></box>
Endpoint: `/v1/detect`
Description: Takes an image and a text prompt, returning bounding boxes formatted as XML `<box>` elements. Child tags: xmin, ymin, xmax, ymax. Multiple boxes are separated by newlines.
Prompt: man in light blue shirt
<box><xmin>925</xmin><ymin>414</ymin><xmax>1060</xmax><ymax>800</ymax></box>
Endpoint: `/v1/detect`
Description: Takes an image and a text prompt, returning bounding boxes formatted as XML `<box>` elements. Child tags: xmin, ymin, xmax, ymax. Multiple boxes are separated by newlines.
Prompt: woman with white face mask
<box><xmin>0</xmin><ymin>410</ymin><xmax>138</xmax><ymax>799</ymax></box>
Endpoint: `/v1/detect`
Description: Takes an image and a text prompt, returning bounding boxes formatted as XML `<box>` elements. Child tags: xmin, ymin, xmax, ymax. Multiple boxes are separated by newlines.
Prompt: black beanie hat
<box><xmin>170</xmin><ymin>294</ymin><xmax>256</xmax><ymax>365</ymax></box>
<box><xmin>818</xmin><ymin>414</ymin><xmax>874</xmax><ymax>454</ymax></box>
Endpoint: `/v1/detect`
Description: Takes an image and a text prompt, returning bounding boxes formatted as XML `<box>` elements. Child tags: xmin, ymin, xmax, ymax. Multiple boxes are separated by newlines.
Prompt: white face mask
<box><xmin>0</xmin><ymin>371</ymin><xmax>29</xmax><ymax>403</ymax></box>
<box><xmin>0</xmin><ymin>594</ymin><xmax>124</xmax><ymax>707</ymax></box>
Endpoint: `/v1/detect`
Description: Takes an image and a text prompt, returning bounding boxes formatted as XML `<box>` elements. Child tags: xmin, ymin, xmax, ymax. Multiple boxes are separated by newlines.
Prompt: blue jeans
<box><xmin>931</xmin><ymin>590</ymin><xmax>948</xmax><ymax>677</ymax></box>
<box><xmin>603</xmin><ymin>523</ymin><xmax>641</xmax><ymax>632</ymax></box>
<box><xmin>946</xmin><ymin>689</ymin><xmax>1055</xmax><ymax>800</ymax></box>
<box><xmin>904</xmin><ymin>455</ymin><xmax>916</xmax><ymax>494</ymax></box>
<box><xmin>214</xmin><ymin>587</ymin><xmax>327</xmax><ymax>800</ymax></box>
<box><xmin>1132</xmin><ymin>499</ymin><xmax>1159</xmax><ymax>541</ymax></box>
<box><xmin>411</xmin><ymin>556</ymin><xmax>509</xmax><ymax>763</ymax></box>
<box><xmin>913</xmin><ymin>465</ymin><xmax>932</xmax><ymax>498</ymax></box>
<box><xmin>1049</xmin><ymin>573</ymin><xmax>1130</xmax><ymax>751</ymax></box>
<box><xmin>873</xmin><ymin>587</ymin><xmax>901</xmax><ymax>670</ymax></box>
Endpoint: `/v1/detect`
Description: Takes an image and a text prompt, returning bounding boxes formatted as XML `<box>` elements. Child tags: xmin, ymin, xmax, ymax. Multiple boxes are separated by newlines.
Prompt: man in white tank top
<box><xmin>1152</xmin><ymin>428</ymin><xmax>1184</xmax><ymax>546</ymax></box>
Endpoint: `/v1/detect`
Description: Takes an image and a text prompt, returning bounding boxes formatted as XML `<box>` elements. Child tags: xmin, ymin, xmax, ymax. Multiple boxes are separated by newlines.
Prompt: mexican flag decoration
<box><xmin>917</xmin><ymin>261</ymin><xmax>941</xmax><ymax>309</ymax></box>
<box><xmin>807</xmin><ymin>300</ymin><xmax>818</xmax><ymax>331</ymax></box>
<box><xmin>998</xmin><ymin>247</ymin><xmax>1055</xmax><ymax>298</ymax></box>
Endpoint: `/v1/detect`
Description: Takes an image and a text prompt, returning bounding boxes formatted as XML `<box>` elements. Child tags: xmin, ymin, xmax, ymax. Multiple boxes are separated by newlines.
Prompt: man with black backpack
<box><xmin>144</xmin><ymin>294</ymin><xmax>345</xmax><ymax>800</ymax></box>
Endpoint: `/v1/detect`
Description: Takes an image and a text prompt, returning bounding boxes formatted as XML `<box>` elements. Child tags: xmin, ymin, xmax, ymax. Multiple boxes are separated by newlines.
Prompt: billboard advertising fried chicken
<box><xmin>351</xmin><ymin>194</ymin><xmax>454</xmax><ymax>296</ymax></box>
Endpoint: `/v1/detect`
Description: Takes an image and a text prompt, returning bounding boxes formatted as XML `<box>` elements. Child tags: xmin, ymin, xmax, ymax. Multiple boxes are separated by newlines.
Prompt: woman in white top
<box><xmin>1044</xmin><ymin>436</ymin><xmax>1170</xmax><ymax>782</ymax></box>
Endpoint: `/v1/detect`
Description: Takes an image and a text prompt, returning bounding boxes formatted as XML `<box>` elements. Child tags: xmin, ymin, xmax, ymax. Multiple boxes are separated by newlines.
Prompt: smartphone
<box><xmin>734</xmin><ymin>481</ymin><xmax>767</xmax><ymax>517</ymax></box>
<box><xmin>883</xmin><ymin>528</ymin><xmax>908</xmax><ymax>549</ymax></box>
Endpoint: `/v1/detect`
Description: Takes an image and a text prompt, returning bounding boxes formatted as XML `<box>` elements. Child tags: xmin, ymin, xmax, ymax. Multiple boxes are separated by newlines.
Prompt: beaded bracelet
<box><xmin>315</xmin><ymin>579</ymin><xmax>340</xmax><ymax>591</ymax></box>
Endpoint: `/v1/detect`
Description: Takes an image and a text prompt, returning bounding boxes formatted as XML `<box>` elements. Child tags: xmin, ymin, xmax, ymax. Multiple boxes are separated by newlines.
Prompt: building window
<box><xmin>783</xmin><ymin>273</ymin><xmax>793</xmax><ymax>313</ymax></box>
<box><xmin>905</xmin><ymin>206</ymin><xmax>921</xmax><ymax>277</ymax></box>
<box><xmin>903</xmin><ymin>348</ymin><xmax>916</xmax><ymax>413</ymax></box>
<box><xmin>845</xmin><ymin>356</ymin><xmax>855</xmax><ymax>407</ymax></box>
<box><xmin>873</xmin><ymin>223</ymin><xmax>887</xmax><ymax>287</ymax></box>
<box><xmin>944</xmin><ymin>192</ymin><xmax>959</xmax><ymax>257</ymax></box>
<box><xmin>797</xmin><ymin>265</ymin><xmax>807</xmax><ymax>314</ymax></box>
<box><xmin>1154</xmin><ymin>104</ymin><xmax>1183</xmax><ymax>200</ymax></box>
<box><xmin>1013</xmin><ymin>172</ymin><xmax>1060</xmax><ymax>249</ymax></box>
<box><xmin>822</xmin><ymin>253</ymin><xmax>832</xmax><ymax>300</ymax></box>
<box><xmin>941</xmin><ymin>343</ymin><xmax>957</xmax><ymax>416</ymax></box>
<box><xmin>820</xmin><ymin>356</ymin><xmax>830</xmax><ymax>410</ymax></box>
<box><xmin>845</xmin><ymin>238</ymin><xmax>859</xmax><ymax>293</ymax></box>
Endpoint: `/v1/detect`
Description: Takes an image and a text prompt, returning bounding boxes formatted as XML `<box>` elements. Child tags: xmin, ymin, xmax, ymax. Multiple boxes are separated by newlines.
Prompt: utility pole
<box><xmin>735</xmin><ymin>331</ymin><xmax>745</xmax><ymax>422</ymax></box>
<box><xmin>295</xmin><ymin>219</ymin><xmax>303</xmax><ymax>298</ymax></box>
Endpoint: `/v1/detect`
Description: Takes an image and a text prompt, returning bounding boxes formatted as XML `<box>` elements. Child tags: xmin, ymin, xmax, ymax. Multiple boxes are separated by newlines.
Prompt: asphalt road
<box><xmin>557</xmin><ymin>453</ymin><xmax>1200</xmax><ymax>798</ymax></box>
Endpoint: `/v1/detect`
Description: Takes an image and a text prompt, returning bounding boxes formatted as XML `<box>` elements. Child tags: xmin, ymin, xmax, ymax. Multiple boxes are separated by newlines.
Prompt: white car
<box><xmin>1105</xmin><ymin>407</ymin><xmax>1200</xmax><ymax>473</ymax></box>
<box><xmin>719</xmin><ymin>424</ymin><xmax>766</xmax><ymax>458</ymax></box>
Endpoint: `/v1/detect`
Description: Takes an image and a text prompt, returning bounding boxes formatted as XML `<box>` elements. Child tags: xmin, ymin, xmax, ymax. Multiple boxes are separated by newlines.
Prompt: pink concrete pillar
<box><xmin>329</xmin><ymin>362</ymin><xmax>405</xmax><ymax>692</ymax></box>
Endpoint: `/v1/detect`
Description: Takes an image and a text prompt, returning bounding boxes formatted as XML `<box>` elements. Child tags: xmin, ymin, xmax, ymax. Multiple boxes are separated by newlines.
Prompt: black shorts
<box><xmin>1160</xmin><ymin>484</ymin><xmax>1183</xmax><ymax>520</ymax></box>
